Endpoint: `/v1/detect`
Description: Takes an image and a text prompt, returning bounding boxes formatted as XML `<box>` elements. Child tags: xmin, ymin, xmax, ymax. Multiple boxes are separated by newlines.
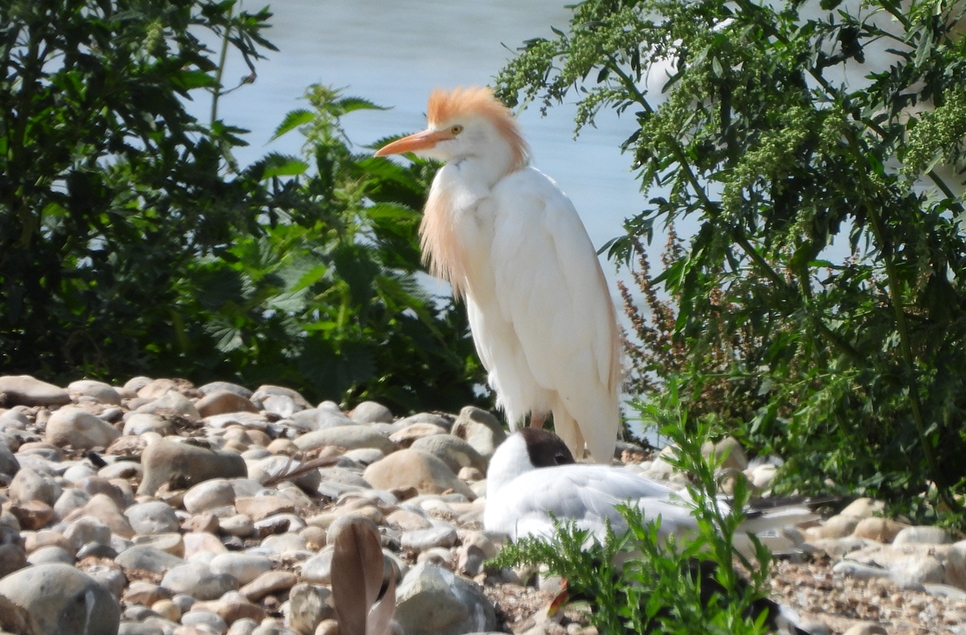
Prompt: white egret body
<box><xmin>375</xmin><ymin>87</ymin><xmax>620</xmax><ymax>462</ymax></box>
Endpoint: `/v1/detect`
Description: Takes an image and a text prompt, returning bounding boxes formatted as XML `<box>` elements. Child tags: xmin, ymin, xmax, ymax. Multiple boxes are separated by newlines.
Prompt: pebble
<box><xmin>0</xmin><ymin>372</ymin><xmax>960</xmax><ymax>635</ymax></box>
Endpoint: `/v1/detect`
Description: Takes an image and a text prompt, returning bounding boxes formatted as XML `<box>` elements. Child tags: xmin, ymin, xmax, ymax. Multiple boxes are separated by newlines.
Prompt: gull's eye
<box><xmin>451</xmin><ymin>124</ymin><xmax>464</xmax><ymax>135</ymax></box>
<box><xmin>554</xmin><ymin>451</ymin><xmax>570</xmax><ymax>465</ymax></box>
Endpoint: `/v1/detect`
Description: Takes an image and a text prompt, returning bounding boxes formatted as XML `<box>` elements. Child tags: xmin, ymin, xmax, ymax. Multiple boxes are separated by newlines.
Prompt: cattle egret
<box><xmin>375</xmin><ymin>87</ymin><xmax>621</xmax><ymax>462</ymax></box>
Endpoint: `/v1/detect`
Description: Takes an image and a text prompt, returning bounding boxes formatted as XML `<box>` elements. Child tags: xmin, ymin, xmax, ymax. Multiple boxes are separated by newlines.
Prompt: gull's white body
<box><xmin>484</xmin><ymin>431</ymin><xmax>814</xmax><ymax>554</ymax></box>
<box><xmin>375</xmin><ymin>87</ymin><xmax>620</xmax><ymax>462</ymax></box>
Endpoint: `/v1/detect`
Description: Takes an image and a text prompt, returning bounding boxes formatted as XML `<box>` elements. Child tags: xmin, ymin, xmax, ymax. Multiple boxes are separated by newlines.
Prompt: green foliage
<box><xmin>490</xmin><ymin>392</ymin><xmax>773</xmax><ymax>634</ymax></box>
<box><xmin>0</xmin><ymin>1</ymin><xmax>484</xmax><ymax>413</ymax></box>
<box><xmin>496</xmin><ymin>0</ymin><xmax>966</xmax><ymax>521</ymax></box>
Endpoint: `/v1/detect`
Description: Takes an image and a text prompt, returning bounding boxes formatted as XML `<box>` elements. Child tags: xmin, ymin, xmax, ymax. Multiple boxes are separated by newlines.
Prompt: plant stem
<box><xmin>210</xmin><ymin>4</ymin><xmax>234</xmax><ymax>125</ymax></box>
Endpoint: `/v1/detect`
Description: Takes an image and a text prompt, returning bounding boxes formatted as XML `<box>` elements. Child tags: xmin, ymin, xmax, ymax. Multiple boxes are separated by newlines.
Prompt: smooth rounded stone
<box><xmin>0</xmin><ymin>375</ymin><xmax>71</xmax><ymax>408</ymax></box>
<box><xmin>349</xmin><ymin>401</ymin><xmax>394</xmax><ymax>424</ymax></box>
<box><xmin>45</xmin><ymin>407</ymin><xmax>120</xmax><ymax>450</ymax></box>
<box><xmin>449</xmin><ymin>406</ymin><xmax>505</xmax><ymax>459</ymax></box>
<box><xmin>386</xmin><ymin>509</ymin><xmax>433</xmax><ymax>531</ymax></box>
<box><xmin>25</xmin><ymin>545</ymin><xmax>73</xmax><ymax>566</ymax></box>
<box><xmin>258</xmin><ymin>533</ymin><xmax>307</xmax><ymax>555</ymax></box>
<box><xmin>85</xmin><ymin>564</ymin><xmax>128</xmax><ymax>599</ymax></box>
<box><xmin>851</xmin><ymin>517</ymin><xmax>908</xmax><ymax>543</ymax></box>
<box><xmin>0</xmin><ymin>563</ymin><xmax>120</xmax><ymax>635</ymax></box>
<box><xmin>96</xmin><ymin>460</ymin><xmax>144</xmax><ymax>482</ymax></box>
<box><xmin>181</xmin><ymin>609</ymin><xmax>227</xmax><ymax>633</ymax></box>
<box><xmin>116</xmin><ymin>545</ymin><xmax>186</xmax><ymax>574</ymax></box>
<box><xmin>209</xmin><ymin>553</ymin><xmax>274</xmax><ymax>586</ymax></box>
<box><xmin>134</xmin><ymin>378</ymin><xmax>183</xmax><ymax>399</ymax></box>
<box><xmin>194</xmin><ymin>593</ymin><xmax>266</xmax><ymax>625</ymax></box>
<box><xmin>394</xmin><ymin>561</ymin><xmax>497</xmax><ymax>635</ymax></box>
<box><xmin>68</xmin><ymin>493</ymin><xmax>135</xmax><ymax>538</ymax></box>
<box><xmin>339</xmin><ymin>448</ymin><xmax>385</xmax><ymax>467</ymax></box>
<box><xmin>946</xmin><ymin>540</ymin><xmax>966</xmax><ymax>589</ymax></box>
<box><xmin>68</xmin><ymin>380</ymin><xmax>122</xmax><ymax>406</ymax></box>
<box><xmin>0</xmin><ymin>443</ymin><xmax>19</xmax><ymax>484</ymax></box>
<box><xmin>238</xmin><ymin>570</ymin><xmax>297</xmax><ymax>602</ymax></box>
<box><xmin>299</xmin><ymin>548</ymin><xmax>334</xmax><ymax>584</ymax></box>
<box><xmin>287</xmin><ymin>583</ymin><xmax>335</xmax><ymax>635</ymax></box>
<box><xmin>132</xmin><ymin>534</ymin><xmax>185</xmax><ymax>558</ymax></box>
<box><xmin>218</xmin><ymin>514</ymin><xmax>254</xmax><ymax>538</ymax></box>
<box><xmin>234</xmin><ymin>496</ymin><xmax>295</xmax><ymax>522</ymax></box>
<box><xmin>183</xmin><ymin>532</ymin><xmax>228</xmax><ymax>560</ymax></box>
<box><xmin>390</xmin><ymin>423</ymin><xmax>448</xmax><ymax>446</ymax></box>
<box><xmin>9</xmin><ymin>467</ymin><xmax>58</xmax><ymax>505</ymax></box>
<box><xmin>136</xmin><ymin>391</ymin><xmax>200</xmax><ymax>422</ymax></box>
<box><xmin>199</xmin><ymin>382</ymin><xmax>253</xmax><ymax>399</ymax></box>
<box><xmin>261</xmin><ymin>394</ymin><xmax>301</xmax><ymax>418</ymax></box>
<box><xmin>251</xmin><ymin>385</ymin><xmax>312</xmax><ymax>410</ymax></box>
<box><xmin>400</xmin><ymin>525</ymin><xmax>458</xmax><ymax>552</ymax></box>
<box><xmin>227</xmin><ymin>618</ymin><xmax>258</xmax><ymax>635</ymax></box>
<box><xmin>206</xmin><ymin>412</ymin><xmax>272</xmax><ymax>431</ymax></box>
<box><xmin>125</xmin><ymin>501</ymin><xmax>180</xmax><ymax>535</ymax></box>
<box><xmin>183</xmin><ymin>479</ymin><xmax>236</xmax><ymax>515</ymax></box>
<box><xmin>196</xmin><ymin>391</ymin><xmax>259</xmax><ymax>418</ymax></box>
<box><xmin>23</xmin><ymin>530</ymin><xmax>73</xmax><ymax>555</ymax></box>
<box><xmin>161</xmin><ymin>563</ymin><xmax>238</xmax><ymax>601</ymax></box>
<box><xmin>123</xmin><ymin>414</ymin><xmax>175</xmax><ymax>437</ymax></box>
<box><xmin>0</xmin><ymin>407</ymin><xmax>29</xmax><ymax>427</ymax></box>
<box><xmin>924</xmin><ymin>582</ymin><xmax>966</xmax><ymax>600</ymax></box>
<box><xmin>0</xmin><ymin>542</ymin><xmax>27</xmax><ymax>579</ymax></box>
<box><xmin>294</xmin><ymin>425</ymin><xmax>397</xmax><ymax>454</ymax></box>
<box><xmin>246</xmin><ymin>455</ymin><xmax>322</xmax><ymax>492</ymax></box>
<box><xmin>316</xmin><ymin>466</ymin><xmax>371</xmax><ymax>489</ymax></box>
<box><xmin>410</xmin><ymin>434</ymin><xmax>488</xmax><ymax>474</ymax></box>
<box><xmin>118</xmin><ymin>623</ymin><xmax>166</xmax><ymax>635</ymax></box>
<box><xmin>839</xmin><ymin>497</ymin><xmax>885</xmax><ymax>519</ymax></box>
<box><xmin>137</xmin><ymin>439</ymin><xmax>247</xmax><ymax>496</ymax></box>
<box><xmin>63</xmin><ymin>516</ymin><xmax>112</xmax><ymax>551</ymax></box>
<box><xmin>8</xmin><ymin>499</ymin><xmax>53</xmax><ymax>530</ymax></box>
<box><xmin>805</xmin><ymin>514</ymin><xmax>860</xmax><ymax>541</ymax></box>
<box><xmin>123</xmin><ymin>580</ymin><xmax>172</xmax><ymax>606</ymax></box>
<box><xmin>364</xmin><ymin>449</ymin><xmax>476</xmax><ymax>500</ymax></box>
<box><xmin>77</xmin><ymin>475</ymin><xmax>127</xmax><ymax>509</ymax></box>
<box><xmin>700</xmin><ymin>436</ymin><xmax>748</xmax><ymax>470</ymax></box>
<box><xmin>891</xmin><ymin>525</ymin><xmax>951</xmax><ymax>545</ymax></box>
<box><xmin>152</xmin><ymin>598</ymin><xmax>181</xmax><ymax>621</ymax></box>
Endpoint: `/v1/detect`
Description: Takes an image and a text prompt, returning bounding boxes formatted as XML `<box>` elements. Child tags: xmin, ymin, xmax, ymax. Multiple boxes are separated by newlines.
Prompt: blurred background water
<box><xmin>186</xmin><ymin>0</ymin><xmax>649</xmax><ymax>289</ymax></box>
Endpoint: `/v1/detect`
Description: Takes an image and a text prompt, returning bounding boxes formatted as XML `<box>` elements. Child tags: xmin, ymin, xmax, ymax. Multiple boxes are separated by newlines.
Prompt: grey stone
<box><xmin>160</xmin><ymin>562</ymin><xmax>238</xmax><ymax>600</ymax></box>
<box><xmin>137</xmin><ymin>439</ymin><xmax>247</xmax><ymax>496</ymax></box>
<box><xmin>394</xmin><ymin>562</ymin><xmax>497</xmax><ymax>635</ymax></box>
<box><xmin>294</xmin><ymin>425</ymin><xmax>397</xmax><ymax>454</ymax></box>
<box><xmin>124</xmin><ymin>501</ymin><xmax>180</xmax><ymax>535</ymax></box>
<box><xmin>410</xmin><ymin>434</ymin><xmax>488</xmax><ymax>474</ymax></box>
<box><xmin>450</xmin><ymin>406</ymin><xmax>506</xmax><ymax>460</ymax></box>
<box><xmin>350</xmin><ymin>401</ymin><xmax>394</xmax><ymax>424</ymax></box>
<box><xmin>115</xmin><ymin>545</ymin><xmax>185</xmax><ymax>574</ymax></box>
<box><xmin>67</xmin><ymin>380</ymin><xmax>122</xmax><ymax>406</ymax></box>
<box><xmin>183</xmin><ymin>478</ymin><xmax>236</xmax><ymax>514</ymax></box>
<box><xmin>25</xmin><ymin>545</ymin><xmax>74</xmax><ymax>566</ymax></box>
<box><xmin>209</xmin><ymin>553</ymin><xmax>274</xmax><ymax>585</ymax></box>
<box><xmin>0</xmin><ymin>376</ymin><xmax>70</xmax><ymax>408</ymax></box>
<box><xmin>0</xmin><ymin>563</ymin><xmax>120</xmax><ymax>635</ymax></box>
<box><xmin>287</xmin><ymin>583</ymin><xmax>335</xmax><ymax>635</ymax></box>
<box><xmin>45</xmin><ymin>407</ymin><xmax>120</xmax><ymax>450</ymax></box>
<box><xmin>121</xmin><ymin>414</ymin><xmax>174</xmax><ymax>436</ymax></box>
<box><xmin>363</xmin><ymin>449</ymin><xmax>476</xmax><ymax>499</ymax></box>
<box><xmin>400</xmin><ymin>525</ymin><xmax>459</xmax><ymax>552</ymax></box>
<box><xmin>892</xmin><ymin>525</ymin><xmax>951</xmax><ymax>545</ymax></box>
<box><xmin>9</xmin><ymin>467</ymin><xmax>57</xmax><ymax>506</ymax></box>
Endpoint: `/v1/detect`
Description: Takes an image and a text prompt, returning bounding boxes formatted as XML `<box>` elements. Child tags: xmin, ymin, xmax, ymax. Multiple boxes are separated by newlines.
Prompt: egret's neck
<box><xmin>448</xmin><ymin>135</ymin><xmax>521</xmax><ymax>190</ymax></box>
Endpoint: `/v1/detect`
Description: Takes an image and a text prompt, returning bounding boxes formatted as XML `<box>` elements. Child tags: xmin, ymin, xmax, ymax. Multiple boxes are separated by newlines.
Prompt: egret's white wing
<box><xmin>486</xmin><ymin>168</ymin><xmax>621</xmax><ymax>460</ymax></box>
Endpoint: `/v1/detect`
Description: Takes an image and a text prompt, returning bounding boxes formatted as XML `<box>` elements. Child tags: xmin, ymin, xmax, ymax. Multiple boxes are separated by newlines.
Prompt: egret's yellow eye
<box><xmin>451</xmin><ymin>125</ymin><xmax>464</xmax><ymax>135</ymax></box>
